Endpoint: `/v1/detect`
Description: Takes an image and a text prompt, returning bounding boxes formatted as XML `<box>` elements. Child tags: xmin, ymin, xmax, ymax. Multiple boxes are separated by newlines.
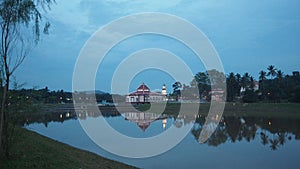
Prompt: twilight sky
<box><xmin>15</xmin><ymin>0</ymin><xmax>300</xmax><ymax>93</ymax></box>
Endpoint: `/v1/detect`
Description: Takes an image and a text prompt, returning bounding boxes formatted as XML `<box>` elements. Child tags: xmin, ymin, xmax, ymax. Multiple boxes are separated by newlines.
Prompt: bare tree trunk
<box><xmin>0</xmin><ymin>52</ymin><xmax>10</xmax><ymax>158</ymax></box>
<box><xmin>0</xmin><ymin>83</ymin><xmax>8</xmax><ymax>157</ymax></box>
<box><xmin>4</xmin><ymin>76</ymin><xmax>9</xmax><ymax>157</ymax></box>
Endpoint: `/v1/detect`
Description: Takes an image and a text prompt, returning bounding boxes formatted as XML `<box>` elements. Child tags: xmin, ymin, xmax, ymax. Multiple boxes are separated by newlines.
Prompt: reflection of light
<box><xmin>60</xmin><ymin>114</ymin><xmax>63</xmax><ymax>118</ymax></box>
<box><xmin>240</xmin><ymin>118</ymin><xmax>245</xmax><ymax>124</ymax></box>
<box><xmin>216</xmin><ymin>114</ymin><xmax>219</xmax><ymax>120</ymax></box>
<box><xmin>268</xmin><ymin>121</ymin><xmax>272</xmax><ymax>126</ymax></box>
<box><xmin>66</xmin><ymin>112</ymin><xmax>70</xmax><ymax>118</ymax></box>
<box><xmin>162</xmin><ymin>119</ymin><xmax>167</xmax><ymax>129</ymax></box>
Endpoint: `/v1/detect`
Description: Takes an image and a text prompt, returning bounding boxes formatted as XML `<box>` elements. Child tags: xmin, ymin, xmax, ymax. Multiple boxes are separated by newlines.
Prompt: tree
<box><xmin>241</xmin><ymin>72</ymin><xmax>251</xmax><ymax>88</ymax></box>
<box><xmin>267</xmin><ymin>65</ymin><xmax>277</xmax><ymax>79</ymax></box>
<box><xmin>242</xmin><ymin>89</ymin><xmax>257</xmax><ymax>103</ymax></box>
<box><xmin>276</xmin><ymin>70</ymin><xmax>283</xmax><ymax>79</ymax></box>
<box><xmin>193</xmin><ymin>71</ymin><xmax>210</xmax><ymax>99</ymax></box>
<box><xmin>259</xmin><ymin>70</ymin><xmax>267</xmax><ymax>97</ymax></box>
<box><xmin>172</xmin><ymin>81</ymin><xmax>182</xmax><ymax>101</ymax></box>
<box><xmin>226</xmin><ymin>72</ymin><xmax>238</xmax><ymax>102</ymax></box>
<box><xmin>276</xmin><ymin>70</ymin><xmax>284</xmax><ymax>86</ymax></box>
<box><xmin>249</xmin><ymin>76</ymin><xmax>255</xmax><ymax>90</ymax></box>
<box><xmin>0</xmin><ymin>0</ymin><xmax>54</xmax><ymax>157</ymax></box>
<box><xmin>207</xmin><ymin>69</ymin><xmax>226</xmax><ymax>89</ymax></box>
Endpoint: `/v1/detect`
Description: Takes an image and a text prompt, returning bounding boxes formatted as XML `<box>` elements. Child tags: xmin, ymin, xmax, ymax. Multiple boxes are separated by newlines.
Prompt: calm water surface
<box><xmin>25</xmin><ymin>111</ymin><xmax>300</xmax><ymax>169</ymax></box>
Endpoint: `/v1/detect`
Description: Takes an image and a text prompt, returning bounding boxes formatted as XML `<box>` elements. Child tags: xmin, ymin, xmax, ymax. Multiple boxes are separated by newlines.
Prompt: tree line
<box><xmin>179</xmin><ymin>65</ymin><xmax>300</xmax><ymax>103</ymax></box>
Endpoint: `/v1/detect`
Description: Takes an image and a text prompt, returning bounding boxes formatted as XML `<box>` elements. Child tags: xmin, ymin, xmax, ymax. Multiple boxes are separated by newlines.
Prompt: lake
<box><xmin>24</xmin><ymin>110</ymin><xmax>300</xmax><ymax>169</ymax></box>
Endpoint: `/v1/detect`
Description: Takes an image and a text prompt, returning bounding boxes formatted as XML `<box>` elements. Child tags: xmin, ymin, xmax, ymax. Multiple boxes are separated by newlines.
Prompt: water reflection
<box><xmin>22</xmin><ymin>108</ymin><xmax>300</xmax><ymax>151</ymax></box>
<box><xmin>124</xmin><ymin>112</ymin><xmax>169</xmax><ymax>131</ymax></box>
<box><xmin>192</xmin><ymin>116</ymin><xmax>300</xmax><ymax>150</ymax></box>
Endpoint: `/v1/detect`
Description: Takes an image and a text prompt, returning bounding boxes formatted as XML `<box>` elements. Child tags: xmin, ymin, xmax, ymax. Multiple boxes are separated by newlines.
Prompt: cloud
<box><xmin>47</xmin><ymin>0</ymin><xmax>97</xmax><ymax>34</ymax></box>
<box><xmin>16</xmin><ymin>0</ymin><xmax>300</xmax><ymax>91</ymax></box>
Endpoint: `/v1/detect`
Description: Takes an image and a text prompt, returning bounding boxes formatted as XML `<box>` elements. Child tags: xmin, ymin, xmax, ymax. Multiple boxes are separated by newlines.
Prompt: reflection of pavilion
<box><xmin>125</xmin><ymin>112</ymin><xmax>167</xmax><ymax>131</ymax></box>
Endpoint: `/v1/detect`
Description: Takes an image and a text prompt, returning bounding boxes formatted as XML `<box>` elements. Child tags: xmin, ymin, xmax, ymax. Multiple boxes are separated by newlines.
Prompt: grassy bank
<box><xmin>0</xmin><ymin>127</ymin><xmax>137</xmax><ymax>169</ymax></box>
<box><xmin>222</xmin><ymin>102</ymin><xmax>300</xmax><ymax>118</ymax></box>
<box><xmin>137</xmin><ymin>102</ymin><xmax>300</xmax><ymax>118</ymax></box>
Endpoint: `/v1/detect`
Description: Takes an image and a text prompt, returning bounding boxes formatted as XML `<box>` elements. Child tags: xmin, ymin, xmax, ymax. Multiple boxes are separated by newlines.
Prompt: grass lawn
<box><xmin>137</xmin><ymin>102</ymin><xmax>300</xmax><ymax>118</ymax></box>
<box><xmin>0</xmin><ymin>127</ymin><xmax>138</xmax><ymax>169</ymax></box>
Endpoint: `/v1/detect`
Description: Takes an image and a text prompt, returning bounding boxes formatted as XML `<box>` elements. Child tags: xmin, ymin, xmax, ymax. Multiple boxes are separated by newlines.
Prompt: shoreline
<box><xmin>0</xmin><ymin>126</ymin><xmax>138</xmax><ymax>169</ymax></box>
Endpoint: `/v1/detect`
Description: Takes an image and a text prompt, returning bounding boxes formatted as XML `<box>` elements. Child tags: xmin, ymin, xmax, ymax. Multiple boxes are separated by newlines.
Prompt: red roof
<box><xmin>127</xmin><ymin>83</ymin><xmax>165</xmax><ymax>96</ymax></box>
<box><xmin>137</xmin><ymin>83</ymin><xmax>150</xmax><ymax>91</ymax></box>
<box><xmin>137</xmin><ymin>122</ymin><xmax>150</xmax><ymax>132</ymax></box>
<box><xmin>128</xmin><ymin>91</ymin><xmax>150</xmax><ymax>96</ymax></box>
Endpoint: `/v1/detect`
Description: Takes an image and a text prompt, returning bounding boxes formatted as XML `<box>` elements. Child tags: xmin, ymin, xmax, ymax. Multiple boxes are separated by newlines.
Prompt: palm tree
<box><xmin>267</xmin><ymin>65</ymin><xmax>277</xmax><ymax>79</ymax></box>
<box><xmin>276</xmin><ymin>70</ymin><xmax>283</xmax><ymax>79</ymax></box>
<box><xmin>259</xmin><ymin>71</ymin><xmax>267</xmax><ymax>96</ymax></box>
<box><xmin>235</xmin><ymin>73</ymin><xmax>242</xmax><ymax>95</ymax></box>
<box><xmin>259</xmin><ymin>71</ymin><xmax>267</xmax><ymax>82</ymax></box>
<box><xmin>249</xmin><ymin>76</ymin><xmax>255</xmax><ymax>90</ymax></box>
<box><xmin>241</xmin><ymin>73</ymin><xmax>250</xmax><ymax>88</ymax></box>
<box><xmin>226</xmin><ymin>72</ymin><xmax>238</xmax><ymax>101</ymax></box>
<box><xmin>276</xmin><ymin>70</ymin><xmax>284</xmax><ymax>89</ymax></box>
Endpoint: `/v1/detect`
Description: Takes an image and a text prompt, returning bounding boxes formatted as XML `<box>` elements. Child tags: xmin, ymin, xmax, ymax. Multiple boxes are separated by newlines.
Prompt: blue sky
<box><xmin>15</xmin><ymin>0</ymin><xmax>300</xmax><ymax>93</ymax></box>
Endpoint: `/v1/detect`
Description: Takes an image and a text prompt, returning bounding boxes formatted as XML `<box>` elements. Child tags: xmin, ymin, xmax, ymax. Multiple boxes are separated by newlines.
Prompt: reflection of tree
<box><xmin>225</xmin><ymin>117</ymin><xmax>242</xmax><ymax>142</ymax></box>
<box><xmin>243</xmin><ymin>126</ymin><xmax>257</xmax><ymax>142</ymax></box>
<box><xmin>20</xmin><ymin>108</ymin><xmax>123</xmax><ymax>127</ymax></box>
<box><xmin>269</xmin><ymin>138</ymin><xmax>279</xmax><ymax>151</ymax></box>
<box><xmin>206</xmin><ymin>127</ymin><xmax>228</xmax><ymax>146</ymax></box>
<box><xmin>191</xmin><ymin>126</ymin><xmax>201</xmax><ymax>140</ymax></box>
<box><xmin>278</xmin><ymin>132</ymin><xmax>286</xmax><ymax>145</ymax></box>
<box><xmin>192</xmin><ymin>115</ymin><xmax>300</xmax><ymax>150</ymax></box>
<box><xmin>260</xmin><ymin>132</ymin><xmax>269</xmax><ymax>145</ymax></box>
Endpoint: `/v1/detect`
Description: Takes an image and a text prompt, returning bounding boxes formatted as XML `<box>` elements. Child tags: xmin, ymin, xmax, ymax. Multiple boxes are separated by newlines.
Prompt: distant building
<box><xmin>240</xmin><ymin>80</ymin><xmax>259</xmax><ymax>95</ymax></box>
<box><xmin>293</xmin><ymin>71</ymin><xmax>300</xmax><ymax>77</ymax></box>
<box><xmin>210</xmin><ymin>88</ymin><xmax>225</xmax><ymax>101</ymax></box>
<box><xmin>125</xmin><ymin>83</ymin><xmax>167</xmax><ymax>103</ymax></box>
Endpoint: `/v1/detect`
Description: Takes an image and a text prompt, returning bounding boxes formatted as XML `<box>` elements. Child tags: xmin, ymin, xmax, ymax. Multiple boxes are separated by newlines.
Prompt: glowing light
<box><xmin>162</xmin><ymin>119</ymin><xmax>167</xmax><ymax>129</ymax></box>
<box><xmin>268</xmin><ymin>121</ymin><xmax>272</xmax><ymax>126</ymax></box>
<box><xmin>216</xmin><ymin>114</ymin><xmax>219</xmax><ymax>120</ymax></box>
